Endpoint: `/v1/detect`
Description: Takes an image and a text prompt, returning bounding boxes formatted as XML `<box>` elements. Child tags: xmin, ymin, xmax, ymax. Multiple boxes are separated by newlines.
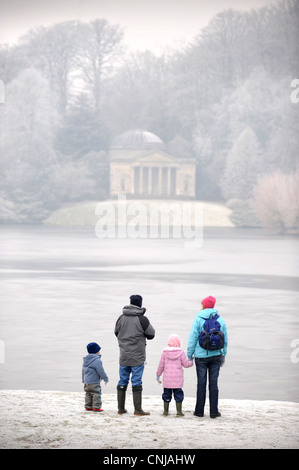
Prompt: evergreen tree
<box><xmin>221</xmin><ymin>127</ymin><xmax>262</xmax><ymax>201</ymax></box>
<box><xmin>55</xmin><ymin>94</ymin><xmax>110</xmax><ymax>158</ymax></box>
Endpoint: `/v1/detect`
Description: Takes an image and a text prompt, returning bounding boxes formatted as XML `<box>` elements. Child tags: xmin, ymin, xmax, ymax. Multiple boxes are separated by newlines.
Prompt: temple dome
<box><xmin>110</xmin><ymin>129</ymin><xmax>164</xmax><ymax>150</ymax></box>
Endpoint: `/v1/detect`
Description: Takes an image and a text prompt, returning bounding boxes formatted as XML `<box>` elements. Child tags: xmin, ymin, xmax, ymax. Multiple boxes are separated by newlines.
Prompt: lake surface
<box><xmin>0</xmin><ymin>224</ymin><xmax>298</xmax><ymax>403</ymax></box>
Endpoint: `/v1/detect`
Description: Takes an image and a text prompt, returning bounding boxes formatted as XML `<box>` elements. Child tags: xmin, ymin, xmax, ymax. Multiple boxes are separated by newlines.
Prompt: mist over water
<box><xmin>0</xmin><ymin>225</ymin><xmax>298</xmax><ymax>403</ymax></box>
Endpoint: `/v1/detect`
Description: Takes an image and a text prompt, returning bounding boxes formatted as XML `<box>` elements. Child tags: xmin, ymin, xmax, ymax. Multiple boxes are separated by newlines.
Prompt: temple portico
<box><xmin>109</xmin><ymin>129</ymin><xmax>196</xmax><ymax>199</ymax></box>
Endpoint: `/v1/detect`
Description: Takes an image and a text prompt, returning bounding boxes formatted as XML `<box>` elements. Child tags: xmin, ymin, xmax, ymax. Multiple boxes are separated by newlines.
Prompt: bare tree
<box><xmin>198</xmin><ymin>9</ymin><xmax>248</xmax><ymax>89</ymax></box>
<box><xmin>19</xmin><ymin>21</ymin><xmax>83</xmax><ymax>114</ymax></box>
<box><xmin>0</xmin><ymin>69</ymin><xmax>59</xmax><ymax>222</ymax></box>
<box><xmin>74</xmin><ymin>19</ymin><xmax>124</xmax><ymax>112</ymax></box>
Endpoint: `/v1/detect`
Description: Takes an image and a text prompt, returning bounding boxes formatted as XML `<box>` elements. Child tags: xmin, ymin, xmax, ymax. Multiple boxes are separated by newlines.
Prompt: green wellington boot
<box><xmin>163</xmin><ymin>401</ymin><xmax>169</xmax><ymax>416</ymax></box>
<box><xmin>117</xmin><ymin>385</ymin><xmax>127</xmax><ymax>414</ymax></box>
<box><xmin>132</xmin><ymin>385</ymin><xmax>150</xmax><ymax>416</ymax></box>
<box><xmin>176</xmin><ymin>401</ymin><xmax>184</xmax><ymax>416</ymax></box>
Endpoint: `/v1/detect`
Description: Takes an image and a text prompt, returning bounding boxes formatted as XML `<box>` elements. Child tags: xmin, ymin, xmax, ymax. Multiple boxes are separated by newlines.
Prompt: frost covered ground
<box><xmin>0</xmin><ymin>390</ymin><xmax>298</xmax><ymax>449</ymax></box>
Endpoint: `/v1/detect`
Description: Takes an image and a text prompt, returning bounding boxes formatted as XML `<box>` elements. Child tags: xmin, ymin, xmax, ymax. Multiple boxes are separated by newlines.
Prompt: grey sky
<box><xmin>0</xmin><ymin>0</ymin><xmax>279</xmax><ymax>53</ymax></box>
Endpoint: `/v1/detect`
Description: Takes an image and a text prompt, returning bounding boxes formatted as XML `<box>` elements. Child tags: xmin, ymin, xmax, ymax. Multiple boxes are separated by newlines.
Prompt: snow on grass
<box><xmin>44</xmin><ymin>199</ymin><xmax>234</xmax><ymax>228</ymax></box>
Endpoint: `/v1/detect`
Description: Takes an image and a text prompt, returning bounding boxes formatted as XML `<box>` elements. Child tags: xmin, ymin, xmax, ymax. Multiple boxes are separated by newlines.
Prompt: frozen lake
<box><xmin>0</xmin><ymin>225</ymin><xmax>298</xmax><ymax>403</ymax></box>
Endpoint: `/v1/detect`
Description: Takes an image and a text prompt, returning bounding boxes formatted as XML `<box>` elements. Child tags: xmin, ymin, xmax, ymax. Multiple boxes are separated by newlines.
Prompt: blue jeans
<box><xmin>195</xmin><ymin>355</ymin><xmax>222</xmax><ymax>416</ymax></box>
<box><xmin>118</xmin><ymin>364</ymin><xmax>145</xmax><ymax>388</ymax></box>
<box><xmin>162</xmin><ymin>388</ymin><xmax>184</xmax><ymax>403</ymax></box>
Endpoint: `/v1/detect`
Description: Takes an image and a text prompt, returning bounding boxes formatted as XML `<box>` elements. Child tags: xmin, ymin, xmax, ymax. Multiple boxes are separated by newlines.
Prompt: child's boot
<box><xmin>176</xmin><ymin>402</ymin><xmax>184</xmax><ymax>416</ymax></box>
<box><xmin>163</xmin><ymin>401</ymin><xmax>169</xmax><ymax>416</ymax></box>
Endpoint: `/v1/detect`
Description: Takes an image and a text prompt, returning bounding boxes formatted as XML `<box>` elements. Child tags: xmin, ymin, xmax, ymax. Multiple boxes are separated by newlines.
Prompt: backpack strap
<box><xmin>199</xmin><ymin>313</ymin><xmax>219</xmax><ymax>322</ymax></box>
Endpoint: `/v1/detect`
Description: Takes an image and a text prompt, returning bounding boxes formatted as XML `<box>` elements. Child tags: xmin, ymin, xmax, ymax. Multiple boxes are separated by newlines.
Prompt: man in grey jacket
<box><xmin>115</xmin><ymin>294</ymin><xmax>155</xmax><ymax>416</ymax></box>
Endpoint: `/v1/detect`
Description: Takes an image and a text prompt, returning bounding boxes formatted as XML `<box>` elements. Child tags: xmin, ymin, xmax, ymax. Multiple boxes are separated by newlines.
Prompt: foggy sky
<box><xmin>0</xmin><ymin>0</ymin><xmax>280</xmax><ymax>53</ymax></box>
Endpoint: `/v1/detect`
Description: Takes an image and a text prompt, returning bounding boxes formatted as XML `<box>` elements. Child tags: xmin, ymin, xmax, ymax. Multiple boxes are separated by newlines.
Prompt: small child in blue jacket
<box><xmin>82</xmin><ymin>342</ymin><xmax>109</xmax><ymax>412</ymax></box>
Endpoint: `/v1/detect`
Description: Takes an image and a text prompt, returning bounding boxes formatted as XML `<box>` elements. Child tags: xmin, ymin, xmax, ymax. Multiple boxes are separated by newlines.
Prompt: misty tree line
<box><xmin>0</xmin><ymin>0</ymin><xmax>298</xmax><ymax>230</ymax></box>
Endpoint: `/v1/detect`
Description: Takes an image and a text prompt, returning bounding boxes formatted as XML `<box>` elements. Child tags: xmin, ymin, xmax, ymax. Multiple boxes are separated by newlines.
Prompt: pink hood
<box><xmin>164</xmin><ymin>347</ymin><xmax>185</xmax><ymax>360</ymax></box>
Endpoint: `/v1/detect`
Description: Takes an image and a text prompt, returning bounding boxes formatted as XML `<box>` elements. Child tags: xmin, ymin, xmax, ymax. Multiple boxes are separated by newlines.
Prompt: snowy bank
<box><xmin>43</xmin><ymin>199</ymin><xmax>234</xmax><ymax>228</ymax></box>
<box><xmin>0</xmin><ymin>390</ymin><xmax>298</xmax><ymax>449</ymax></box>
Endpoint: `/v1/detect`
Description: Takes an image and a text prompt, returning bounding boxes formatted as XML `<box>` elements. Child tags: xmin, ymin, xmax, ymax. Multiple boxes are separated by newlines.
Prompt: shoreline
<box><xmin>1</xmin><ymin>390</ymin><xmax>298</xmax><ymax>449</ymax></box>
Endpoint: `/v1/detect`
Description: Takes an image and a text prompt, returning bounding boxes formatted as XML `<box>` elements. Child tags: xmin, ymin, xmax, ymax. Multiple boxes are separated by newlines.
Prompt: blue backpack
<box><xmin>198</xmin><ymin>313</ymin><xmax>224</xmax><ymax>354</ymax></box>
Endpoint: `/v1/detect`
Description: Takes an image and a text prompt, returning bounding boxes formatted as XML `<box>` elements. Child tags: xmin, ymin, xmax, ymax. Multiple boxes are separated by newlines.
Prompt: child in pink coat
<box><xmin>156</xmin><ymin>334</ymin><xmax>193</xmax><ymax>416</ymax></box>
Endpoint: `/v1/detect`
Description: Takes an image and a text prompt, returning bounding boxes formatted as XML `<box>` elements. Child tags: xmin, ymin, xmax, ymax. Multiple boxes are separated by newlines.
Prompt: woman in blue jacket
<box><xmin>187</xmin><ymin>296</ymin><xmax>228</xmax><ymax>418</ymax></box>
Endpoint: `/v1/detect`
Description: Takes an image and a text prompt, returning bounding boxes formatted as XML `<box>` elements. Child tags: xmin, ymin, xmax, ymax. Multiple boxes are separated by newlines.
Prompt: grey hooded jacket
<box><xmin>82</xmin><ymin>353</ymin><xmax>109</xmax><ymax>384</ymax></box>
<box><xmin>114</xmin><ymin>304</ymin><xmax>155</xmax><ymax>367</ymax></box>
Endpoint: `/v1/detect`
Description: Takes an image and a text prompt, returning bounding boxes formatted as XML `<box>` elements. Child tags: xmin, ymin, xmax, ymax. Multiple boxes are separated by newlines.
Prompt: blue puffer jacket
<box><xmin>82</xmin><ymin>353</ymin><xmax>109</xmax><ymax>384</ymax></box>
<box><xmin>187</xmin><ymin>308</ymin><xmax>228</xmax><ymax>359</ymax></box>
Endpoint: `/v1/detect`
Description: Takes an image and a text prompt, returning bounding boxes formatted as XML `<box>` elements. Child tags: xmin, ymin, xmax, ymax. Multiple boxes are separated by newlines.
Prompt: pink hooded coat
<box><xmin>156</xmin><ymin>347</ymin><xmax>193</xmax><ymax>389</ymax></box>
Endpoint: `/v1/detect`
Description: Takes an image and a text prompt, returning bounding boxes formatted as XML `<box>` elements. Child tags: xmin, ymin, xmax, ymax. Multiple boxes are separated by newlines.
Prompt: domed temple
<box><xmin>109</xmin><ymin>129</ymin><xmax>196</xmax><ymax>198</ymax></box>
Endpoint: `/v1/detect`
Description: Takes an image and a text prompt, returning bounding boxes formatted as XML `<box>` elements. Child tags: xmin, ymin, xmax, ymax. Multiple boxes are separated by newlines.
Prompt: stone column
<box><xmin>148</xmin><ymin>167</ymin><xmax>152</xmax><ymax>196</ymax></box>
<box><xmin>158</xmin><ymin>167</ymin><xmax>162</xmax><ymax>197</ymax></box>
<box><xmin>167</xmin><ymin>168</ymin><xmax>171</xmax><ymax>196</ymax></box>
<box><xmin>139</xmin><ymin>166</ymin><xmax>143</xmax><ymax>195</ymax></box>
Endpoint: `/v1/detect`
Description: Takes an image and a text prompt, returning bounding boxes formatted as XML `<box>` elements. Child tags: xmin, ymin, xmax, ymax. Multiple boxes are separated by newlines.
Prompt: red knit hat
<box><xmin>201</xmin><ymin>296</ymin><xmax>216</xmax><ymax>309</ymax></box>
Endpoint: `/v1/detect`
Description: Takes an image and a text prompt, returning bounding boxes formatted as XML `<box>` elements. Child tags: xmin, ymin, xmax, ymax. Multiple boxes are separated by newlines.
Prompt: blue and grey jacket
<box><xmin>82</xmin><ymin>353</ymin><xmax>109</xmax><ymax>384</ymax></box>
<box><xmin>187</xmin><ymin>308</ymin><xmax>228</xmax><ymax>359</ymax></box>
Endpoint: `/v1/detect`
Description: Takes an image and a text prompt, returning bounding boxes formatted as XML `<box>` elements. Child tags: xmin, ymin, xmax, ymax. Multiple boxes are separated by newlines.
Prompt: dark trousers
<box><xmin>195</xmin><ymin>355</ymin><xmax>222</xmax><ymax>416</ymax></box>
<box><xmin>84</xmin><ymin>383</ymin><xmax>102</xmax><ymax>409</ymax></box>
<box><xmin>162</xmin><ymin>387</ymin><xmax>184</xmax><ymax>403</ymax></box>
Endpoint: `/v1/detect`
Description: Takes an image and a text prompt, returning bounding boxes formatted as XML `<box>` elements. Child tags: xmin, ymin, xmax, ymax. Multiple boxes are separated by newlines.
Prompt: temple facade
<box><xmin>109</xmin><ymin>129</ymin><xmax>196</xmax><ymax>198</ymax></box>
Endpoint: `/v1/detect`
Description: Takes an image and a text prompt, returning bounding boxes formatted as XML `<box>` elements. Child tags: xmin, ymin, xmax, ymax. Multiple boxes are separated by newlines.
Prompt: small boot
<box><xmin>132</xmin><ymin>385</ymin><xmax>150</xmax><ymax>416</ymax></box>
<box><xmin>163</xmin><ymin>401</ymin><xmax>169</xmax><ymax>416</ymax></box>
<box><xmin>176</xmin><ymin>401</ymin><xmax>184</xmax><ymax>416</ymax></box>
<box><xmin>117</xmin><ymin>385</ymin><xmax>127</xmax><ymax>414</ymax></box>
